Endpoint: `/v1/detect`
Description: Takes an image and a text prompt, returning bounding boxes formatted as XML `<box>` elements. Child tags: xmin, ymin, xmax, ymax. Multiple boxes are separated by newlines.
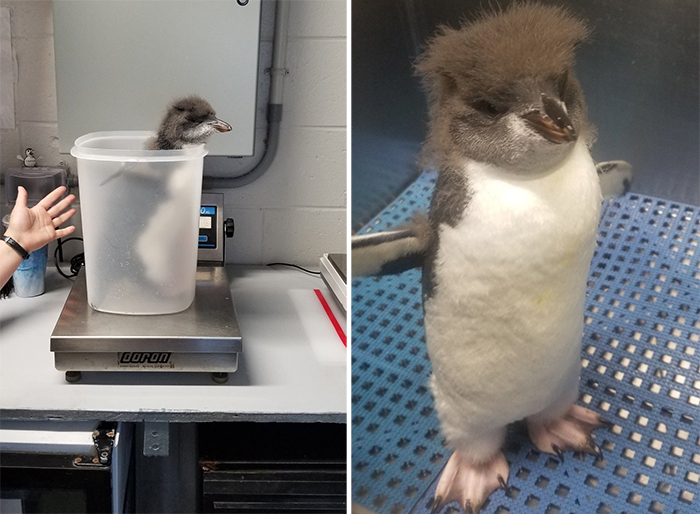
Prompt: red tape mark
<box><xmin>314</xmin><ymin>289</ymin><xmax>346</xmax><ymax>347</ymax></box>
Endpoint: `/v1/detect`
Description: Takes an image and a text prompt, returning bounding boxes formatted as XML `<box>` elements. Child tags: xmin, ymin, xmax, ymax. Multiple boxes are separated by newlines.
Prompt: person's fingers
<box><xmin>15</xmin><ymin>186</ymin><xmax>28</xmax><ymax>209</ymax></box>
<box><xmin>37</xmin><ymin>186</ymin><xmax>67</xmax><ymax>210</ymax></box>
<box><xmin>47</xmin><ymin>194</ymin><xmax>76</xmax><ymax>218</ymax></box>
<box><xmin>52</xmin><ymin>208</ymin><xmax>76</xmax><ymax>227</ymax></box>
<box><xmin>54</xmin><ymin>225</ymin><xmax>76</xmax><ymax>239</ymax></box>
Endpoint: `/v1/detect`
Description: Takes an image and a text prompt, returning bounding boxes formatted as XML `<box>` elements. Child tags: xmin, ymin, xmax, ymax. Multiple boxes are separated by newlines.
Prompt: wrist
<box><xmin>2</xmin><ymin>231</ymin><xmax>31</xmax><ymax>256</ymax></box>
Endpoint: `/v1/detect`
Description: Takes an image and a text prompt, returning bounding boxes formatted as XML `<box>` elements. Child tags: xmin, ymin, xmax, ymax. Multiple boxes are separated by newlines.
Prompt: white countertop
<box><xmin>0</xmin><ymin>266</ymin><xmax>346</xmax><ymax>423</ymax></box>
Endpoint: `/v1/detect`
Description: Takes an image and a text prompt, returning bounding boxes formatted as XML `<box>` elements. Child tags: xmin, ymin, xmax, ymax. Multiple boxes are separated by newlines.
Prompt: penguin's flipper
<box><xmin>352</xmin><ymin>218</ymin><xmax>430</xmax><ymax>277</ymax></box>
<box><xmin>596</xmin><ymin>160</ymin><xmax>633</xmax><ymax>200</ymax></box>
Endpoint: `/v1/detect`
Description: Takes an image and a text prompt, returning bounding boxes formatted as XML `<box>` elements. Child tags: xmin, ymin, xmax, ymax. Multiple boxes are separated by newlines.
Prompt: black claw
<box><xmin>598</xmin><ymin>415</ymin><xmax>613</xmax><ymax>427</ymax></box>
<box><xmin>587</xmin><ymin>438</ymin><xmax>603</xmax><ymax>457</ymax></box>
<box><xmin>498</xmin><ymin>475</ymin><xmax>507</xmax><ymax>490</ymax></box>
<box><xmin>553</xmin><ymin>445</ymin><xmax>565</xmax><ymax>463</ymax></box>
<box><xmin>430</xmin><ymin>495</ymin><xmax>443</xmax><ymax>514</ymax></box>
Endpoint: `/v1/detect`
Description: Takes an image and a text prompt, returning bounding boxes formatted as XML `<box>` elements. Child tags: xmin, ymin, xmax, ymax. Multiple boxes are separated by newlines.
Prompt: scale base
<box><xmin>50</xmin><ymin>267</ymin><xmax>242</xmax><ymax>383</ymax></box>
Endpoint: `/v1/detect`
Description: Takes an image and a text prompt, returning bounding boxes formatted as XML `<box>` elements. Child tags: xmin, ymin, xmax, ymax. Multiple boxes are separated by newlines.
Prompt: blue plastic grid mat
<box><xmin>351</xmin><ymin>171</ymin><xmax>700</xmax><ymax>514</ymax></box>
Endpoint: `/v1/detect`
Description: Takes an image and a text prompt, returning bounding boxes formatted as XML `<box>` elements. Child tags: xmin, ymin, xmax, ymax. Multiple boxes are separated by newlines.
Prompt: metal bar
<box><xmin>143</xmin><ymin>422</ymin><xmax>169</xmax><ymax>457</ymax></box>
<box><xmin>135</xmin><ymin>423</ymin><xmax>199</xmax><ymax>513</ymax></box>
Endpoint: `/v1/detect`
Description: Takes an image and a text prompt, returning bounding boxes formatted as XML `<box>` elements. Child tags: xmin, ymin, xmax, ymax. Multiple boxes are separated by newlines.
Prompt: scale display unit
<box><xmin>51</xmin><ymin>194</ymin><xmax>241</xmax><ymax>383</ymax></box>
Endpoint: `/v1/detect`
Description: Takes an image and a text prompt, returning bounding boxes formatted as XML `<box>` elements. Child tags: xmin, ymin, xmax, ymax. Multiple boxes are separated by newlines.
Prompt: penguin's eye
<box><xmin>471</xmin><ymin>100</ymin><xmax>507</xmax><ymax>118</ymax></box>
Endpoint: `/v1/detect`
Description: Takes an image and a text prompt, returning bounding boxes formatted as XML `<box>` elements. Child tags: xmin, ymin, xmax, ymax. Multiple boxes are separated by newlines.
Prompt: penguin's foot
<box><xmin>431</xmin><ymin>450</ymin><xmax>509</xmax><ymax>514</ymax></box>
<box><xmin>527</xmin><ymin>404</ymin><xmax>608</xmax><ymax>459</ymax></box>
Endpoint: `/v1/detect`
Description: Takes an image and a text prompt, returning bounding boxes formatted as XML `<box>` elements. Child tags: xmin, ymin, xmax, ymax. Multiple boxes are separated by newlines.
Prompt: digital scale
<box><xmin>50</xmin><ymin>193</ymin><xmax>241</xmax><ymax>384</ymax></box>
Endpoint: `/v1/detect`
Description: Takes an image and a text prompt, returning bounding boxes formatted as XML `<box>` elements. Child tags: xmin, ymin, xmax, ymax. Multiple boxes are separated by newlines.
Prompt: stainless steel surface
<box><xmin>198</xmin><ymin>193</ymin><xmax>225</xmax><ymax>265</ymax></box>
<box><xmin>320</xmin><ymin>254</ymin><xmax>347</xmax><ymax>313</ymax></box>
<box><xmin>51</xmin><ymin>267</ymin><xmax>242</xmax><ymax>354</ymax></box>
<box><xmin>328</xmin><ymin>253</ymin><xmax>347</xmax><ymax>283</ymax></box>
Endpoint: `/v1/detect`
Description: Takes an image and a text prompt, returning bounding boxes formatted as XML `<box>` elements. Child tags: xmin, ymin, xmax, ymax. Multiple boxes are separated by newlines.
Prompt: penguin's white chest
<box><xmin>425</xmin><ymin>142</ymin><xmax>602</xmax><ymax>423</ymax></box>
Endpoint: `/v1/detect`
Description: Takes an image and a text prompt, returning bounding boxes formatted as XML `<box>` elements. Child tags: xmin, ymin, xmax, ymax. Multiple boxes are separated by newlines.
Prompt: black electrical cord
<box><xmin>54</xmin><ymin>237</ymin><xmax>84</xmax><ymax>279</ymax></box>
<box><xmin>266</xmin><ymin>262</ymin><xmax>321</xmax><ymax>275</ymax></box>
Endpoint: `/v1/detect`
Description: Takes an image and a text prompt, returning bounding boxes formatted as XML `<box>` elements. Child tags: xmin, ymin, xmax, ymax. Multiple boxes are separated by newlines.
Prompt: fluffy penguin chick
<box><xmin>148</xmin><ymin>95</ymin><xmax>232</xmax><ymax>150</ymax></box>
<box><xmin>134</xmin><ymin>96</ymin><xmax>230</xmax><ymax>292</ymax></box>
<box><xmin>414</xmin><ymin>4</ymin><xmax>607</xmax><ymax>513</ymax></box>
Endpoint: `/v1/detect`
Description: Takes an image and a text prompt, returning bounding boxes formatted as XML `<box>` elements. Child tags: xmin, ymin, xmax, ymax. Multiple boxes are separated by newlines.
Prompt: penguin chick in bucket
<box><xmin>101</xmin><ymin>96</ymin><xmax>232</xmax><ymax>185</ymax></box>
<box><xmin>357</xmin><ymin>4</ymin><xmax>609</xmax><ymax>513</ymax></box>
<box><xmin>147</xmin><ymin>95</ymin><xmax>232</xmax><ymax>150</ymax></box>
<box><xmin>86</xmin><ymin>96</ymin><xmax>232</xmax><ymax>310</ymax></box>
<box><xmin>133</xmin><ymin>96</ymin><xmax>232</xmax><ymax>296</ymax></box>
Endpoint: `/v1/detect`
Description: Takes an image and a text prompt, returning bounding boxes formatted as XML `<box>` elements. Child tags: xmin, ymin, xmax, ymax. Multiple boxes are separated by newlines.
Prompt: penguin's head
<box><xmin>156</xmin><ymin>95</ymin><xmax>232</xmax><ymax>150</ymax></box>
<box><xmin>416</xmin><ymin>3</ymin><xmax>592</xmax><ymax>174</ymax></box>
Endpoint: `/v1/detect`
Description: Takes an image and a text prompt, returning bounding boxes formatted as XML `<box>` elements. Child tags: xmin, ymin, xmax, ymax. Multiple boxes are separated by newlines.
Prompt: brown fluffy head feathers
<box><xmin>414</xmin><ymin>3</ymin><xmax>593</xmax><ymax>169</ymax></box>
<box><xmin>415</xmin><ymin>3</ymin><xmax>589</xmax><ymax>99</ymax></box>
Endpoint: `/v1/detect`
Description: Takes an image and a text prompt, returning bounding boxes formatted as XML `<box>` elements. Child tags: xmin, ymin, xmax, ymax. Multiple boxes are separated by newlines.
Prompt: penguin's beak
<box><xmin>522</xmin><ymin>94</ymin><xmax>576</xmax><ymax>144</ymax></box>
<box><xmin>210</xmin><ymin>117</ymin><xmax>232</xmax><ymax>133</ymax></box>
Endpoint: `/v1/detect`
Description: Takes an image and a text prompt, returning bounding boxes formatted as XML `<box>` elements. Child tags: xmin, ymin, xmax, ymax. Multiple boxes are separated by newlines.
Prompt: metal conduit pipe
<box><xmin>203</xmin><ymin>0</ymin><xmax>290</xmax><ymax>189</ymax></box>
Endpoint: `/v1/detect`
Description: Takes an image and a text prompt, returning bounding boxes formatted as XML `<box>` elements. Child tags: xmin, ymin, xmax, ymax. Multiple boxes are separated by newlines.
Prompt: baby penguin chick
<box><xmin>408</xmin><ymin>4</ymin><xmax>607</xmax><ymax>513</ymax></box>
<box><xmin>149</xmin><ymin>95</ymin><xmax>232</xmax><ymax>150</ymax></box>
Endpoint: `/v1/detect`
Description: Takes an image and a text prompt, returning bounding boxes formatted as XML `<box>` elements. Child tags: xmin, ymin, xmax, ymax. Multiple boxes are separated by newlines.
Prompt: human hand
<box><xmin>4</xmin><ymin>186</ymin><xmax>77</xmax><ymax>254</ymax></box>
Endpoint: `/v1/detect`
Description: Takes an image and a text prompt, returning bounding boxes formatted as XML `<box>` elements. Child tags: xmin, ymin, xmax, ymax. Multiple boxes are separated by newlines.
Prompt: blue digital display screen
<box><xmin>200</xmin><ymin>206</ymin><xmax>216</xmax><ymax>215</ymax></box>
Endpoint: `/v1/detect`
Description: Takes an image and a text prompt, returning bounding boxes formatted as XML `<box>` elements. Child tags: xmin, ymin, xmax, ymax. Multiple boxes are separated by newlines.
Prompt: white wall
<box><xmin>0</xmin><ymin>0</ymin><xmax>347</xmax><ymax>266</ymax></box>
<box><xmin>0</xmin><ymin>1</ymin><xmax>60</xmax><ymax>176</ymax></box>
<box><xmin>219</xmin><ymin>0</ymin><xmax>347</xmax><ymax>264</ymax></box>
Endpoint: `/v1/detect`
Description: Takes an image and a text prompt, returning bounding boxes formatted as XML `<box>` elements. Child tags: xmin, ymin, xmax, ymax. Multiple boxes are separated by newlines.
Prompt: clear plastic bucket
<box><xmin>71</xmin><ymin>131</ymin><xmax>207</xmax><ymax>315</ymax></box>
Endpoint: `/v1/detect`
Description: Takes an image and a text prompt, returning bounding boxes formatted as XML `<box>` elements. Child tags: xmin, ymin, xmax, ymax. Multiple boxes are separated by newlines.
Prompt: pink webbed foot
<box><xmin>528</xmin><ymin>404</ymin><xmax>609</xmax><ymax>459</ymax></box>
<box><xmin>431</xmin><ymin>450</ymin><xmax>509</xmax><ymax>514</ymax></box>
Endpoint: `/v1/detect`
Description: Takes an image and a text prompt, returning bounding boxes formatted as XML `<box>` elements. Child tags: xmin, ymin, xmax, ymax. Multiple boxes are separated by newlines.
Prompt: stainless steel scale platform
<box><xmin>50</xmin><ymin>193</ymin><xmax>241</xmax><ymax>384</ymax></box>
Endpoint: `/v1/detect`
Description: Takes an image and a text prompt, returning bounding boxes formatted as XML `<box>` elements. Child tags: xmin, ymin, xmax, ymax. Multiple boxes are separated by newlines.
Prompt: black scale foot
<box><xmin>211</xmin><ymin>372</ymin><xmax>228</xmax><ymax>384</ymax></box>
<box><xmin>65</xmin><ymin>371</ymin><xmax>82</xmax><ymax>383</ymax></box>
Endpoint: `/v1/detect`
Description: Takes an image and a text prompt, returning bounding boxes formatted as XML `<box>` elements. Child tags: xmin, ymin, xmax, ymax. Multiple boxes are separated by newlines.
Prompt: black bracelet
<box><xmin>2</xmin><ymin>235</ymin><xmax>30</xmax><ymax>260</ymax></box>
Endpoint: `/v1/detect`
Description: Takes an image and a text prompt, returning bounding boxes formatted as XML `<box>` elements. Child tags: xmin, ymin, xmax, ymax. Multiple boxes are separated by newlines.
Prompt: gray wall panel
<box><xmin>53</xmin><ymin>0</ymin><xmax>261</xmax><ymax>157</ymax></box>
